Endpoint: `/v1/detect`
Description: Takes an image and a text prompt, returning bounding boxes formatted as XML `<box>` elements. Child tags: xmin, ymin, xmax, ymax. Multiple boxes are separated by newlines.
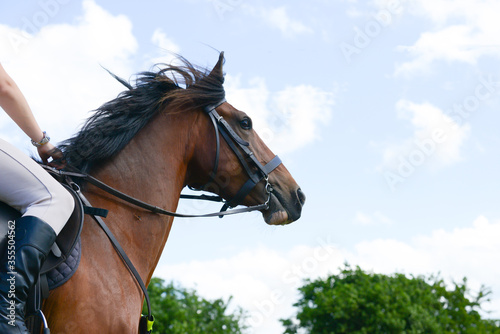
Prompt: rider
<box><xmin>0</xmin><ymin>63</ymin><xmax>74</xmax><ymax>333</ymax></box>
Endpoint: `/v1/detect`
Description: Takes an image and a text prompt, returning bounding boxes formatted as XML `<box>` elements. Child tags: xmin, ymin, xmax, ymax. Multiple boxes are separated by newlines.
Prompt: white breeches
<box><xmin>0</xmin><ymin>138</ymin><xmax>74</xmax><ymax>235</ymax></box>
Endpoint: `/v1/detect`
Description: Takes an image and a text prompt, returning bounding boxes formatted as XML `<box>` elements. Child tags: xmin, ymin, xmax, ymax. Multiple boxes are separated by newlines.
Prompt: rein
<box><xmin>43</xmin><ymin>98</ymin><xmax>282</xmax><ymax>219</ymax></box>
<box><xmin>41</xmin><ymin>167</ymin><xmax>271</xmax><ymax>218</ymax></box>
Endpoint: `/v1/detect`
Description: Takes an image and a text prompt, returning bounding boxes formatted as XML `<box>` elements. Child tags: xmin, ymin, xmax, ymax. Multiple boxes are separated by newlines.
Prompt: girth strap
<box><xmin>74</xmin><ymin>184</ymin><xmax>155</xmax><ymax>332</ymax></box>
<box><xmin>83</xmin><ymin>206</ymin><xmax>109</xmax><ymax>218</ymax></box>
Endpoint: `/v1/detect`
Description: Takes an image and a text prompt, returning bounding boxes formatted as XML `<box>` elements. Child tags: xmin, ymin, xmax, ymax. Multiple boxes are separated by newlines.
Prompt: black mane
<box><xmin>60</xmin><ymin>54</ymin><xmax>225</xmax><ymax>173</ymax></box>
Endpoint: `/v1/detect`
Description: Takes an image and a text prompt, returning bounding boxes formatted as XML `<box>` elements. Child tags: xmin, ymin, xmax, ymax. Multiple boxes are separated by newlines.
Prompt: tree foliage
<box><xmin>143</xmin><ymin>278</ymin><xmax>247</xmax><ymax>333</ymax></box>
<box><xmin>282</xmin><ymin>264</ymin><xmax>500</xmax><ymax>334</ymax></box>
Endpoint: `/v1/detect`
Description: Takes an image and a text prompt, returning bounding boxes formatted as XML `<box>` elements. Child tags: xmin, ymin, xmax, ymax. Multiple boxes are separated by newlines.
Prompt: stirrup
<box><xmin>38</xmin><ymin>310</ymin><xmax>50</xmax><ymax>334</ymax></box>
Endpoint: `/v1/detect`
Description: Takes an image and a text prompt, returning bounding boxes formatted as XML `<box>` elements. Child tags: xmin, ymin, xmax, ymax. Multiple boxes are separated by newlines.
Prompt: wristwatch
<box><xmin>31</xmin><ymin>131</ymin><xmax>50</xmax><ymax>147</ymax></box>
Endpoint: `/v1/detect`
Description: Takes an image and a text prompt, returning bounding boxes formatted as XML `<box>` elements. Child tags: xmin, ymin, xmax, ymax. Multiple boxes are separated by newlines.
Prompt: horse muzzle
<box><xmin>263</xmin><ymin>187</ymin><xmax>305</xmax><ymax>225</ymax></box>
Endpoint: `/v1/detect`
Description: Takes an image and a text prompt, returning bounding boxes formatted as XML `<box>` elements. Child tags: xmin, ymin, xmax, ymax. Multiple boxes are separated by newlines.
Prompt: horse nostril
<box><xmin>296</xmin><ymin>188</ymin><xmax>306</xmax><ymax>206</ymax></box>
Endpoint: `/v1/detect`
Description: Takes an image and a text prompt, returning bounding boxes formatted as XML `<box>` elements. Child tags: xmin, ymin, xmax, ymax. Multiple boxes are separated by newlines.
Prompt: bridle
<box><xmin>44</xmin><ymin>98</ymin><xmax>282</xmax><ymax>219</ymax></box>
<box><xmin>199</xmin><ymin>98</ymin><xmax>283</xmax><ymax>215</ymax></box>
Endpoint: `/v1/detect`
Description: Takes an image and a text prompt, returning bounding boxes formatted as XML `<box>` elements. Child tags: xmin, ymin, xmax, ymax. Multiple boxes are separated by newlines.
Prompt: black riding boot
<box><xmin>0</xmin><ymin>216</ymin><xmax>56</xmax><ymax>333</ymax></box>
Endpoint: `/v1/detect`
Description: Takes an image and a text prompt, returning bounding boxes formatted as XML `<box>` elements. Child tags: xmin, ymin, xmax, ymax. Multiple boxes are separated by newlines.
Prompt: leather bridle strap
<box><xmin>205</xmin><ymin>106</ymin><xmax>221</xmax><ymax>186</ymax></box>
<box><xmin>217</xmin><ymin>124</ymin><xmax>259</xmax><ymax>183</ymax></box>
<box><xmin>203</xmin><ymin>100</ymin><xmax>282</xmax><ymax>213</ymax></box>
<box><xmin>220</xmin><ymin>155</ymin><xmax>282</xmax><ymax>213</ymax></box>
<box><xmin>41</xmin><ymin>166</ymin><xmax>269</xmax><ymax>218</ymax></box>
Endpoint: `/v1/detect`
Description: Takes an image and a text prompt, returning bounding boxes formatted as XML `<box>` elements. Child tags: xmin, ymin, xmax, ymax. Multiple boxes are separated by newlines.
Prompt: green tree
<box><xmin>143</xmin><ymin>278</ymin><xmax>247</xmax><ymax>333</ymax></box>
<box><xmin>282</xmin><ymin>264</ymin><xmax>500</xmax><ymax>334</ymax></box>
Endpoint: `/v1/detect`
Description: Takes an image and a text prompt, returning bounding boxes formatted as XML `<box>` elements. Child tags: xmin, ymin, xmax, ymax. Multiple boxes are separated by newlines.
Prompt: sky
<box><xmin>1</xmin><ymin>0</ymin><xmax>500</xmax><ymax>332</ymax></box>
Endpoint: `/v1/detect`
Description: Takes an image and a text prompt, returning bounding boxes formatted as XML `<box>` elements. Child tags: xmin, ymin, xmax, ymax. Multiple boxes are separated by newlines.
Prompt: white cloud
<box><xmin>151</xmin><ymin>29</ymin><xmax>180</xmax><ymax>54</ymax></box>
<box><xmin>395</xmin><ymin>0</ymin><xmax>500</xmax><ymax>75</ymax></box>
<box><xmin>261</xmin><ymin>7</ymin><xmax>313</xmax><ymax>37</ymax></box>
<box><xmin>407</xmin><ymin>0</ymin><xmax>492</xmax><ymax>24</ymax></box>
<box><xmin>0</xmin><ymin>1</ymin><xmax>323</xmax><ymax>157</ymax></box>
<box><xmin>381</xmin><ymin>99</ymin><xmax>470</xmax><ymax>172</ymax></box>
<box><xmin>155</xmin><ymin>215</ymin><xmax>500</xmax><ymax>333</ymax></box>
<box><xmin>395</xmin><ymin>25</ymin><xmax>484</xmax><ymax>76</ymax></box>
<box><xmin>0</xmin><ymin>0</ymin><xmax>137</xmax><ymax>150</ymax></box>
<box><xmin>155</xmin><ymin>238</ymin><xmax>344</xmax><ymax>334</ymax></box>
<box><xmin>225</xmin><ymin>75</ymin><xmax>335</xmax><ymax>155</ymax></box>
<box><xmin>242</xmin><ymin>5</ymin><xmax>313</xmax><ymax>38</ymax></box>
<box><xmin>147</xmin><ymin>28</ymin><xmax>181</xmax><ymax>65</ymax></box>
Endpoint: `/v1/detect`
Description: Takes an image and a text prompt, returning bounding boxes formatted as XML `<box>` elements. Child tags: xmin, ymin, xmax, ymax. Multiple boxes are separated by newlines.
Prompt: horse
<box><xmin>41</xmin><ymin>52</ymin><xmax>305</xmax><ymax>333</ymax></box>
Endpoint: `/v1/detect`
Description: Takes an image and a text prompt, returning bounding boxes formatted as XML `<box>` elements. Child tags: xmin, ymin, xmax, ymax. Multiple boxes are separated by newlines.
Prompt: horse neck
<box><xmin>83</xmin><ymin>110</ymin><xmax>198</xmax><ymax>282</ymax></box>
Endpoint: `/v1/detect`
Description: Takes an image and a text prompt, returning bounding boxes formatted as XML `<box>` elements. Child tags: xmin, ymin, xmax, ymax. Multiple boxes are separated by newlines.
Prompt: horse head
<box><xmin>186</xmin><ymin>54</ymin><xmax>305</xmax><ymax>225</ymax></box>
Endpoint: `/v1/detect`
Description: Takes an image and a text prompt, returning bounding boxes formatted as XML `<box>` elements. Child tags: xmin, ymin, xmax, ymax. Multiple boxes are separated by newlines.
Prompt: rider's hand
<box><xmin>37</xmin><ymin>142</ymin><xmax>67</xmax><ymax>169</ymax></box>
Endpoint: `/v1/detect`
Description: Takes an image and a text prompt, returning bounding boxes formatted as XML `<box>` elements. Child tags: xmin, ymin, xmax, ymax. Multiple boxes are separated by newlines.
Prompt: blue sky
<box><xmin>1</xmin><ymin>0</ymin><xmax>500</xmax><ymax>332</ymax></box>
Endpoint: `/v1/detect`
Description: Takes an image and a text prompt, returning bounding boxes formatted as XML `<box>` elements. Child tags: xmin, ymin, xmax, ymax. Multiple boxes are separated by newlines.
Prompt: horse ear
<box><xmin>208</xmin><ymin>52</ymin><xmax>224</xmax><ymax>78</ymax></box>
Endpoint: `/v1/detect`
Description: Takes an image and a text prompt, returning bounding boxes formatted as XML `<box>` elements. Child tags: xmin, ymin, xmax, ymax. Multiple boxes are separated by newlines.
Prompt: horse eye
<box><xmin>240</xmin><ymin>117</ymin><xmax>252</xmax><ymax>130</ymax></box>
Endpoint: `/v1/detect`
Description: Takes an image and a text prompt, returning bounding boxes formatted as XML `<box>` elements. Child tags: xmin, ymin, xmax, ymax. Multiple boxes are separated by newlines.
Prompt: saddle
<box><xmin>0</xmin><ymin>183</ymin><xmax>84</xmax><ymax>281</ymax></box>
<box><xmin>0</xmin><ymin>183</ymin><xmax>84</xmax><ymax>333</ymax></box>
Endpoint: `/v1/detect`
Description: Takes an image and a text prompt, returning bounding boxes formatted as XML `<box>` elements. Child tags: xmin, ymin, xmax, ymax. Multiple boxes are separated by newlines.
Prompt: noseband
<box><xmin>202</xmin><ymin>98</ymin><xmax>282</xmax><ymax>214</ymax></box>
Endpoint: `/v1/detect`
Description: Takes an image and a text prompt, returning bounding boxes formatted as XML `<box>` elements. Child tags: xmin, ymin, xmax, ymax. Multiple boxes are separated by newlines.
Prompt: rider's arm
<box><xmin>0</xmin><ymin>63</ymin><xmax>59</xmax><ymax>163</ymax></box>
<box><xmin>0</xmin><ymin>63</ymin><xmax>46</xmax><ymax>143</ymax></box>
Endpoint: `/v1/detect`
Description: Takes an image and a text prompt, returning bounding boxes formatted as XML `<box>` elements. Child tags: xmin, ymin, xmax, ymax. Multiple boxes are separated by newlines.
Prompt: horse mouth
<box><xmin>264</xmin><ymin>207</ymin><xmax>291</xmax><ymax>225</ymax></box>
<box><xmin>262</xmin><ymin>189</ymin><xmax>305</xmax><ymax>225</ymax></box>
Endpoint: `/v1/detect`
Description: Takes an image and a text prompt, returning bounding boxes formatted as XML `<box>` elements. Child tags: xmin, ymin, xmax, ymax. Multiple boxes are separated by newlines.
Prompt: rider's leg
<box><xmin>0</xmin><ymin>139</ymin><xmax>74</xmax><ymax>333</ymax></box>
